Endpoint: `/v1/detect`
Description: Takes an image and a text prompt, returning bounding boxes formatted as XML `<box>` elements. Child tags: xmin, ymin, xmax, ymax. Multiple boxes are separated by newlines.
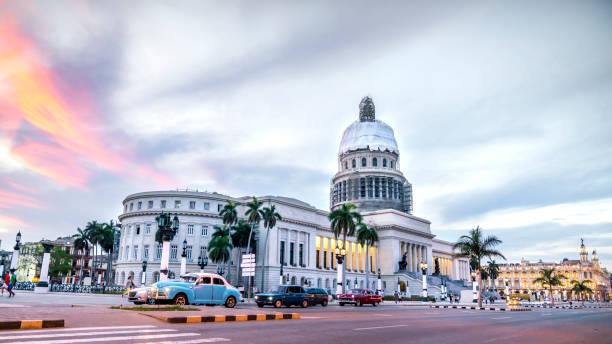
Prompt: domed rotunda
<box><xmin>330</xmin><ymin>96</ymin><xmax>413</xmax><ymax>213</ymax></box>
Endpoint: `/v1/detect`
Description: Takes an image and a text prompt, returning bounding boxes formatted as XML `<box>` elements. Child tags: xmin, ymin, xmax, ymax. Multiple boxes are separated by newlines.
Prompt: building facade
<box><xmin>115</xmin><ymin>97</ymin><xmax>470</xmax><ymax>296</ymax></box>
<box><xmin>493</xmin><ymin>240</ymin><xmax>610</xmax><ymax>301</ymax></box>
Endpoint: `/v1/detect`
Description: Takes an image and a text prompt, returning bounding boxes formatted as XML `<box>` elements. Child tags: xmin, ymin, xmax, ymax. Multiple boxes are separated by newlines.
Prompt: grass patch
<box><xmin>110</xmin><ymin>305</ymin><xmax>199</xmax><ymax>311</ymax></box>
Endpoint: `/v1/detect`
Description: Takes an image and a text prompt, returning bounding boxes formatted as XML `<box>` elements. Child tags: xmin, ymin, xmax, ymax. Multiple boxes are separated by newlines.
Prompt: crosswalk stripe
<box><xmin>0</xmin><ymin>325</ymin><xmax>157</xmax><ymax>335</ymax></box>
<box><xmin>136</xmin><ymin>338</ymin><xmax>231</xmax><ymax>344</ymax></box>
<box><xmin>4</xmin><ymin>328</ymin><xmax>176</xmax><ymax>340</ymax></box>
<box><xmin>8</xmin><ymin>332</ymin><xmax>201</xmax><ymax>344</ymax></box>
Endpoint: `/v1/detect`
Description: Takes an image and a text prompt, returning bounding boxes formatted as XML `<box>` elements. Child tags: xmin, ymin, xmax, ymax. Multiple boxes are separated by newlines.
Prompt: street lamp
<box><xmin>155</xmin><ymin>212</ymin><xmax>179</xmax><ymax>281</ymax></box>
<box><xmin>471</xmin><ymin>271</ymin><xmax>477</xmax><ymax>303</ymax></box>
<box><xmin>197</xmin><ymin>254</ymin><xmax>208</xmax><ymax>273</ymax></box>
<box><xmin>217</xmin><ymin>265</ymin><xmax>225</xmax><ymax>276</ymax></box>
<box><xmin>334</xmin><ymin>244</ymin><xmax>346</xmax><ymax>295</ymax></box>
<box><xmin>141</xmin><ymin>260</ymin><xmax>148</xmax><ymax>286</ymax></box>
<box><xmin>180</xmin><ymin>239</ymin><xmax>187</xmax><ymax>276</ymax></box>
<box><xmin>377</xmin><ymin>268</ymin><xmax>382</xmax><ymax>295</ymax></box>
<box><xmin>10</xmin><ymin>231</ymin><xmax>22</xmax><ymax>271</ymax></box>
<box><xmin>354</xmin><ymin>277</ymin><xmax>358</xmax><ymax>289</ymax></box>
<box><xmin>420</xmin><ymin>261</ymin><xmax>428</xmax><ymax>302</ymax></box>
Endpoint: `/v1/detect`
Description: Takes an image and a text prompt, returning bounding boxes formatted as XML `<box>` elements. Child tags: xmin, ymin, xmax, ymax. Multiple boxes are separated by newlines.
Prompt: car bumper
<box><xmin>339</xmin><ymin>299</ymin><xmax>356</xmax><ymax>304</ymax></box>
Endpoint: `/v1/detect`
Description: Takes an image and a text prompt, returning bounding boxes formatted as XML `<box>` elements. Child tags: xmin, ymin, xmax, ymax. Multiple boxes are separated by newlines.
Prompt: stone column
<box><xmin>427</xmin><ymin>246</ymin><xmax>433</xmax><ymax>276</ymax></box>
<box><xmin>159</xmin><ymin>241</ymin><xmax>171</xmax><ymax>281</ymax></box>
<box><xmin>10</xmin><ymin>247</ymin><xmax>19</xmax><ymax>271</ymax></box>
<box><xmin>40</xmin><ymin>243</ymin><xmax>53</xmax><ymax>283</ymax></box>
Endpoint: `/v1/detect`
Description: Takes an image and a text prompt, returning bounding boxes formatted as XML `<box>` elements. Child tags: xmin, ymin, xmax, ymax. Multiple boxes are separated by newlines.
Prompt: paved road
<box><xmin>1</xmin><ymin>301</ymin><xmax>610</xmax><ymax>344</ymax></box>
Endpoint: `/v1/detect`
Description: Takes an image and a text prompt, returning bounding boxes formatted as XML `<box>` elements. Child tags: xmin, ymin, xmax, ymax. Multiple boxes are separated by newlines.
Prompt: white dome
<box><xmin>338</xmin><ymin>120</ymin><xmax>399</xmax><ymax>156</ymax></box>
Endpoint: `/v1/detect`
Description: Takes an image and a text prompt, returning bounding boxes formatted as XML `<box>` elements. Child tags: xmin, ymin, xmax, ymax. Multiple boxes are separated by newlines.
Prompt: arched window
<box><xmin>291</xmin><ymin>276</ymin><xmax>296</xmax><ymax>285</ymax></box>
<box><xmin>352</xmin><ymin>159</ymin><xmax>356</xmax><ymax>168</ymax></box>
<box><xmin>390</xmin><ymin>161</ymin><xmax>394</xmax><ymax>169</ymax></box>
<box><xmin>372</xmin><ymin>158</ymin><xmax>378</xmax><ymax>167</ymax></box>
<box><xmin>361</xmin><ymin>158</ymin><xmax>367</xmax><ymax>167</ymax></box>
<box><xmin>382</xmin><ymin>159</ymin><xmax>387</xmax><ymax>167</ymax></box>
<box><xmin>317</xmin><ymin>278</ymin><xmax>322</xmax><ymax>288</ymax></box>
<box><xmin>344</xmin><ymin>161</ymin><xmax>348</xmax><ymax>170</ymax></box>
<box><xmin>168</xmin><ymin>271</ymin><xmax>175</xmax><ymax>279</ymax></box>
<box><xmin>153</xmin><ymin>271</ymin><xmax>160</xmax><ymax>282</ymax></box>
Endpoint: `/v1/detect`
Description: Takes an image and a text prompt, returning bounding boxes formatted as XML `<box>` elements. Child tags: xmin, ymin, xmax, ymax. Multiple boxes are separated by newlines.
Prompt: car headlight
<box><xmin>165</xmin><ymin>287</ymin><xmax>171</xmax><ymax>294</ymax></box>
<box><xmin>268</xmin><ymin>297</ymin><xmax>273</xmax><ymax>300</ymax></box>
<box><xmin>351</xmin><ymin>295</ymin><xmax>355</xmax><ymax>298</ymax></box>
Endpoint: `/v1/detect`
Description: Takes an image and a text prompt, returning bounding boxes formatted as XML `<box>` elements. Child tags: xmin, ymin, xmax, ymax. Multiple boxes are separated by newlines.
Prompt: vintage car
<box><xmin>127</xmin><ymin>286</ymin><xmax>149</xmax><ymax>304</ymax></box>
<box><xmin>304</xmin><ymin>287</ymin><xmax>329</xmax><ymax>306</ymax></box>
<box><xmin>338</xmin><ymin>288</ymin><xmax>382</xmax><ymax>306</ymax></box>
<box><xmin>146</xmin><ymin>272</ymin><xmax>242</xmax><ymax>307</ymax></box>
<box><xmin>507</xmin><ymin>298</ymin><xmax>520</xmax><ymax>306</ymax></box>
<box><xmin>255</xmin><ymin>285</ymin><xmax>314</xmax><ymax>308</ymax></box>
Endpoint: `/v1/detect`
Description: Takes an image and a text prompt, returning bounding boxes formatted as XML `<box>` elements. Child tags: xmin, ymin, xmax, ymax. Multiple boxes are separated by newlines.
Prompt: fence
<box><xmin>13</xmin><ymin>282</ymin><xmax>125</xmax><ymax>294</ymax></box>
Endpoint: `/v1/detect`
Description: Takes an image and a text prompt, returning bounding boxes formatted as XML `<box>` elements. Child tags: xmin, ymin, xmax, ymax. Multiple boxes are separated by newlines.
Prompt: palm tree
<box><xmin>328</xmin><ymin>203</ymin><xmax>362</xmax><ymax>294</ymax></box>
<box><xmin>73</xmin><ymin>227</ymin><xmax>89</xmax><ymax>285</ymax></box>
<box><xmin>570</xmin><ymin>279</ymin><xmax>593</xmax><ymax>306</ymax></box>
<box><xmin>453</xmin><ymin>226</ymin><xmax>506</xmax><ymax>307</ymax></box>
<box><xmin>219</xmin><ymin>200</ymin><xmax>239</xmax><ymax>226</ymax></box>
<box><xmin>533</xmin><ymin>268</ymin><xmax>566</xmax><ymax>306</ymax></box>
<box><xmin>85</xmin><ymin>221</ymin><xmax>104</xmax><ymax>285</ymax></box>
<box><xmin>487</xmin><ymin>260</ymin><xmax>500</xmax><ymax>291</ymax></box>
<box><xmin>260</xmin><ymin>205</ymin><xmax>282</xmax><ymax>290</ymax></box>
<box><xmin>243</xmin><ymin>197</ymin><xmax>264</xmax><ymax>297</ymax></box>
<box><xmin>208</xmin><ymin>228</ymin><xmax>233</xmax><ymax>278</ymax></box>
<box><xmin>100</xmin><ymin>221</ymin><xmax>118</xmax><ymax>286</ymax></box>
<box><xmin>356</xmin><ymin>223</ymin><xmax>378</xmax><ymax>291</ymax></box>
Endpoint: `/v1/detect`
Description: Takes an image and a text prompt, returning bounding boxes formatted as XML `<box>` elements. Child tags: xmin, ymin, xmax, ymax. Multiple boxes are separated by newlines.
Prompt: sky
<box><xmin>1</xmin><ymin>1</ymin><xmax>611</xmax><ymax>270</ymax></box>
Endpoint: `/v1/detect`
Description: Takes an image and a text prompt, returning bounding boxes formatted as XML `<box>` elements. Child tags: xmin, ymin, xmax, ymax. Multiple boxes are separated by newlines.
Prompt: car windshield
<box><xmin>181</xmin><ymin>275</ymin><xmax>198</xmax><ymax>283</ymax></box>
<box><xmin>267</xmin><ymin>286</ymin><xmax>285</xmax><ymax>293</ymax></box>
<box><xmin>350</xmin><ymin>289</ymin><xmax>363</xmax><ymax>294</ymax></box>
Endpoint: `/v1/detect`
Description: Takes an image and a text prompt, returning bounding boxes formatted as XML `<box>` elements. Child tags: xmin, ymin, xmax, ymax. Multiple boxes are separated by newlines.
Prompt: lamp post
<box><xmin>279</xmin><ymin>264</ymin><xmax>284</xmax><ymax>285</ymax></box>
<box><xmin>198</xmin><ymin>254</ymin><xmax>208</xmax><ymax>273</ymax></box>
<box><xmin>180</xmin><ymin>239</ymin><xmax>187</xmax><ymax>276</ymax></box>
<box><xmin>334</xmin><ymin>245</ymin><xmax>346</xmax><ymax>295</ymax></box>
<box><xmin>471</xmin><ymin>271</ymin><xmax>477</xmax><ymax>303</ymax></box>
<box><xmin>10</xmin><ymin>231</ymin><xmax>21</xmax><ymax>271</ymax></box>
<box><xmin>141</xmin><ymin>260</ymin><xmax>148</xmax><ymax>286</ymax></box>
<box><xmin>504</xmin><ymin>278</ymin><xmax>510</xmax><ymax>300</ymax></box>
<box><xmin>156</xmin><ymin>212</ymin><xmax>179</xmax><ymax>281</ymax></box>
<box><xmin>354</xmin><ymin>277</ymin><xmax>358</xmax><ymax>289</ymax></box>
<box><xmin>420</xmin><ymin>261</ymin><xmax>428</xmax><ymax>302</ymax></box>
<box><xmin>217</xmin><ymin>265</ymin><xmax>225</xmax><ymax>276</ymax></box>
<box><xmin>377</xmin><ymin>268</ymin><xmax>382</xmax><ymax>295</ymax></box>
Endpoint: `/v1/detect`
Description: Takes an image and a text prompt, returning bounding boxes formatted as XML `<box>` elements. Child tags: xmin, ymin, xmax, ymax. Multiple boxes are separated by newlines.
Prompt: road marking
<box><xmin>0</xmin><ymin>325</ymin><xmax>157</xmax><ymax>335</ymax></box>
<box><xmin>4</xmin><ymin>329</ymin><xmax>176</xmax><ymax>340</ymax></box>
<box><xmin>8</xmin><ymin>333</ymin><xmax>201</xmax><ymax>344</ymax></box>
<box><xmin>491</xmin><ymin>317</ymin><xmax>511</xmax><ymax>320</ymax></box>
<box><xmin>135</xmin><ymin>339</ymin><xmax>230</xmax><ymax>344</ymax></box>
<box><xmin>373</xmin><ymin>314</ymin><xmax>393</xmax><ymax>317</ymax></box>
<box><xmin>0</xmin><ymin>304</ymin><xmax>30</xmax><ymax>308</ymax></box>
<box><xmin>354</xmin><ymin>325</ymin><xmax>408</xmax><ymax>331</ymax></box>
<box><xmin>542</xmin><ymin>313</ymin><xmax>552</xmax><ymax>316</ymax></box>
<box><xmin>301</xmin><ymin>316</ymin><xmax>327</xmax><ymax>319</ymax></box>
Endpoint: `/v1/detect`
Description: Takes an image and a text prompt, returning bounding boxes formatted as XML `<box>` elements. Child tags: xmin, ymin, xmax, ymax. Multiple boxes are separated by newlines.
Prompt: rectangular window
<box><xmin>144</xmin><ymin>245</ymin><xmax>149</xmax><ymax>259</ymax></box>
<box><xmin>316</xmin><ymin>250</ymin><xmax>320</xmax><ymax>268</ymax></box>
<box><xmin>145</xmin><ymin>224</ymin><xmax>151</xmax><ymax>235</ymax></box>
<box><xmin>133</xmin><ymin>245</ymin><xmax>138</xmax><ymax>260</ymax></box>
<box><xmin>189</xmin><ymin>201</ymin><xmax>196</xmax><ymax>209</ymax></box>
<box><xmin>170</xmin><ymin>245</ymin><xmax>178</xmax><ymax>260</ymax></box>
<box><xmin>148</xmin><ymin>200</ymin><xmax>153</xmax><ymax>209</ymax></box>
<box><xmin>200</xmin><ymin>246</ymin><xmax>206</xmax><ymax>259</ymax></box>
<box><xmin>315</xmin><ymin>236</ymin><xmax>321</xmax><ymax>268</ymax></box>
<box><xmin>187</xmin><ymin>224</ymin><xmax>194</xmax><ymax>235</ymax></box>
<box><xmin>174</xmin><ymin>200</ymin><xmax>181</xmax><ymax>208</ymax></box>
<box><xmin>217</xmin><ymin>204</ymin><xmax>223</xmax><ymax>212</ymax></box>
<box><xmin>201</xmin><ymin>225</ymin><xmax>208</xmax><ymax>236</ymax></box>
<box><xmin>137</xmin><ymin>201</ymin><xmax>142</xmax><ymax>210</ymax></box>
<box><xmin>129</xmin><ymin>203</ymin><xmax>133</xmax><ymax>211</ymax></box>
<box><xmin>161</xmin><ymin>200</ymin><xmax>166</xmax><ymax>209</ymax></box>
<box><xmin>280</xmin><ymin>241</ymin><xmax>285</xmax><ymax>265</ymax></box>
<box><xmin>156</xmin><ymin>244</ymin><xmax>162</xmax><ymax>260</ymax></box>
<box><xmin>299</xmin><ymin>243</ymin><xmax>304</xmax><ymax>266</ymax></box>
<box><xmin>136</xmin><ymin>225</ymin><xmax>140</xmax><ymax>235</ymax></box>
<box><xmin>203</xmin><ymin>202</ymin><xmax>210</xmax><ymax>210</ymax></box>
<box><xmin>124</xmin><ymin>204</ymin><xmax>127</xmax><ymax>213</ymax></box>
<box><xmin>125</xmin><ymin>246</ymin><xmax>130</xmax><ymax>260</ymax></box>
<box><xmin>186</xmin><ymin>245</ymin><xmax>192</xmax><ymax>261</ymax></box>
<box><xmin>290</xmin><ymin>242</ymin><xmax>295</xmax><ymax>266</ymax></box>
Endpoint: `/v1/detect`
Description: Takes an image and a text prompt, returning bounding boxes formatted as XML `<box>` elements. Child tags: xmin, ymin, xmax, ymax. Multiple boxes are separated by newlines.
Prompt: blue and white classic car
<box><xmin>146</xmin><ymin>272</ymin><xmax>242</xmax><ymax>308</ymax></box>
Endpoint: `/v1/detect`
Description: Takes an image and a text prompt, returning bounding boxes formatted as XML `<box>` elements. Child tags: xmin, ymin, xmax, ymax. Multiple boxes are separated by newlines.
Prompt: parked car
<box><xmin>127</xmin><ymin>287</ymin><xmax>149</xmax><ymax>305</ymax></box>
<box><xmin>146</xmin><ymin>272</ymin><xmax>242</xmax><ymax>308</ymax></box>
<box><xmin>305</xmin><ymin>288</ymin><xmax>329</xmax><ymax>306</ymax></box>
<box><xmin>255</xmin><ymin>285</ymin><xmax>314</xmax><ymax>308</ymax></box>
<box><xmin>338</xmin><ymin>288</ymin><xmax>382</xmax><ymax>307</ymax></box>
<box><xmin>507</xmin><ymin>298</ymin><xmax>520</xmax><ymax>306</ymax></box>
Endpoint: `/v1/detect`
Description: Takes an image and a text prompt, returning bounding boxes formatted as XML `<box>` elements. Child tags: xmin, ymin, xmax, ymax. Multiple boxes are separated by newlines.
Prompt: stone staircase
<box><xmin>398</xmin><ymin>272</ymin><xmax>469</xmax><ymax>298</ymax></box>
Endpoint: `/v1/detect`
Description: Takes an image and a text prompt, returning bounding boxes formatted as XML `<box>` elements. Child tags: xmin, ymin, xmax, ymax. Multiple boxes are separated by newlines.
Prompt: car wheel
<box><xmin>355</xmin><ymin>299</ymin><xmax>361</xmax><ymax>307</ymax></box>
<box><xmin>274</xmin><ymin>300</ymin><xmax>283</xmax><ymax>308</ymax></box>
<box><xmin>225</xmin><ymin>296</ymin><xmax>236</xmax><ymax>308</ymax></box>
<box><xmin>372</xmin><ymin>302</ymin><xmax>377</xmax><ymax>307</ymax></box>
<box><xmin>257</xmin><ymin>303</ymin><xmax>264</xmax><ymax>308</ymax></box>
<box><xmin>173</xmin><ymin>294</ymin><xmax>188</xmax><ymax>306</ymax></box>
<box><xmin>339</xmin><ymin>302</ymin><xmax>345</xmax><ymax>306</ymax></box>
<box><xmin>148</xmin><ymin>298</ymin><xmax>156</xmax><ymax>305</ymax></box>
<box><xmin>301</xmin><ymin>299</ymin><xmax>309</xmax><ymax>308</ymax></box>
<box><xmin>322</xmin><ymin>299</ymin><xmax>328</xmax><ymax>307</ymax></box>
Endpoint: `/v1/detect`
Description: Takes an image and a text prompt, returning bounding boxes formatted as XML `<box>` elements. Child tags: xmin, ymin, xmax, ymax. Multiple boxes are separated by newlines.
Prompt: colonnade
<box><xmin>399</xmin><ymin>242</ymin><xmax>428</xmax><ymax>273</ymax></box>
<box><xmin>432</xmin><ymin>255</ymin><xmax>453</xmax><ymax>276</ymax></box>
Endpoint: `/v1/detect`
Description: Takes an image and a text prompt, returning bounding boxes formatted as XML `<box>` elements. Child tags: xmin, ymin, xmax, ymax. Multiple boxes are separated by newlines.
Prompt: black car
<box><xmin>255</xmin><ymin>285</ymin><xmax>314</xmax><ymax>308</ymax></box>
<box><xmin>305</xmin><ymin>288</ymin><xmax>329</xmax><ymax>306</ymax></box>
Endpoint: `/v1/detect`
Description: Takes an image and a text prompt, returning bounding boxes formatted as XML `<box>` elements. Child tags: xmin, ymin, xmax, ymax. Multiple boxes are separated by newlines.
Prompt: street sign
<box><xmin>242</xmin><ymin>253</ymin><xmax>255</xmax><ymax>260</ymax></box>
<box><xmin>240</xmin><ymin>263</ymin><xmax>256</xmax><ymax>268</ymax></box>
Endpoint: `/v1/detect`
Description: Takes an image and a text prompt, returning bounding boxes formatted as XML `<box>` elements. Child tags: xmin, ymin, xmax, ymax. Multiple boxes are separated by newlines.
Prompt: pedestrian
<box><xmin>125</xmin><ymin>275</ymin><xmax>135</xmax><ymax>296</ymax></box>
<box><xmin>394</xmin><ymin>290</ymin><xmax>399</xmax><ymax>304</ymax></box>
<box><xmin>0</xmin><ymin>274</ymin><xmax>5</xmax><ymax>296</ymax></box>
<box><xmin>7</xmin><ymin>270</ymin><xmax>16</xmax><ymax>297</ymax></box>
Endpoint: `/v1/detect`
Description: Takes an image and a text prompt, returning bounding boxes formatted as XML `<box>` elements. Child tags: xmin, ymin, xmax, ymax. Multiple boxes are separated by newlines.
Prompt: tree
<box><xmin>231</xmin><ymin>221</ymin><xmax>255</xmax><ymax>250</ymax></box>
<box><xmin>85</xmin><ymin>221</ymin><xmax>104</xmax><ymax>285</ymax></box>
<box><xmin>356</xmin><ymin>222</ymin><xmax>378</xmax><ymax>292</ymax></box>
<box><xmin>453</xmin><ymin>226</ymin><xmax>506</xmax><ymax>307</ymax></box>
<box><xmin>533</xmin><ymin>268</ymin><xmax>566</xmax><ymax>306</ymax></box>
<box><xmin>219</xmin><ymin>200</ymin><xmax>239</xmax><ymax>226</ymax></box>
<box><xmin>328</xmin><ymin>203</ymin><xmax>362</xmax><ymax>294</ymax></box>
<box><xmin>570</xmin><ymin>279</ymin><xmax>593</xmax><ymax>306</ymax></box>
<box><xmin>260</xmin><ymin>205</ymin><xmax>282</xmax><ymax>291</ymax></box>
<box><xmin>73</xmin><ymin>227</ymin><xmax>89</xmax><ymax>285</ymax></box>
<box><xmin>49</xmin><ymin>247</ymin><xmax>72</xmax><ymax>280</ymax></box>
<box><xmin>208</xmin><ymin>227</ymin><xmax>233</xmax><ymax>277</ymax></box>
<box><xmin>100</xmin><ymin>221</ymin><xmax>118</xmax><ymax>285</ymax></box>
<box><xmin>486</xmin><ymin>260</ymin><xmax>500</xmax><ymax>291</ymax></box>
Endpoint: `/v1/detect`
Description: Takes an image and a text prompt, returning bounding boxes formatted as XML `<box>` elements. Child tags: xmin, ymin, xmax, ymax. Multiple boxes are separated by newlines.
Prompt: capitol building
<box><xmin>115</xmin><ymin>97</ymin><xmax>471</xmax><ymax>296</ymax></box>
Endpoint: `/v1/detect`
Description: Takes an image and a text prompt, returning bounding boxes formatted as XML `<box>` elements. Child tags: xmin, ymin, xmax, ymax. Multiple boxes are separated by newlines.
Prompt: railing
<box><xmin>13</xmin><ymin>282</ymin><xmax>125</xmax><ymax>294</ymax></box>
<box><xmin>13</xmin><ymin>281</ymin><xmax>35</xmax><ymax>291</ymax></box>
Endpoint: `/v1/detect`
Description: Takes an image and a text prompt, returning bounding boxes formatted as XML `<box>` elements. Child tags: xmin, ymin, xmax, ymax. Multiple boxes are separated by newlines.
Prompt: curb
<box><xmin>144</xmin><ymin>313</ymin><xmax>301</xmax><ymax>324</ymax></box>
<box><xmin>431</xmin><ymin>305</ymin><xmax>531</xmax><ymax>312</ymax></box>
<box><xmin>522</xmin><ymin>305</ymin><xmax>611</xmax><ymax>309</ymax></box>
<box><xmin>0</xmin><ymin>320</ymin><xmax>64</xmax><ymax>331</ymax></box>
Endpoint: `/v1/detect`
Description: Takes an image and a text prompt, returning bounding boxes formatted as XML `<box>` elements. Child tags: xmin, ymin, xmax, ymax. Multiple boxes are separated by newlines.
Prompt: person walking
<box><xmin>394</xmin><ymin>290</ymin><xmax>399</xmax><ymax>304</ymax></box>
<box><xmin>125</xmin><ymin>275</ymin><xmax>136</xmax><ymax>294</ymax></box>
<box><xmin>7</xmin><ymin>270</ymin><xmax>16</xmax><ymax>297</ymax></box>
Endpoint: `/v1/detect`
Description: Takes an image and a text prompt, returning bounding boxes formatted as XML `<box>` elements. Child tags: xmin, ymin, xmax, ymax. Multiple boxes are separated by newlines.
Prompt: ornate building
<box><xmin>493</xmin><ymin>240</ymin><xmax>610</xmax><ymax>301</ymax></box>
<box><xmin>115</xmin><ymin>97</ymin><xmax>470</xmax><ymax>296</ymax></box>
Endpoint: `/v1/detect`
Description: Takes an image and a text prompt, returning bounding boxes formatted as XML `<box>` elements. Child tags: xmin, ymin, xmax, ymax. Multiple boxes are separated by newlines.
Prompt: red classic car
<box><xmin>338</xmin><ymin>288</ymin><xmax>382</xmax><ymax>307</ymax></box>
